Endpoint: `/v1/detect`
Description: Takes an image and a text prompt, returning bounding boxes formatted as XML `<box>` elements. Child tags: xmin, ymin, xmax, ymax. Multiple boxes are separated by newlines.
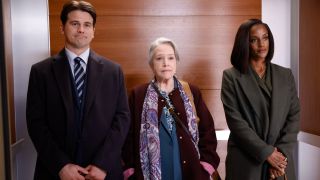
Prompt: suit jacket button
<box><xmin>177</xmin><ymin>112</ymin><xmax>180</xmax><ymax>115</ymax></box>
<box><xmin>179</xmin><ymin>136</ymin><xmax>183</xmax><ymax>139</ymax></box>
<box><xmin>183</xmin><ymin>160</ymin><xmax>187</xmax><ymax>164</ymax></box>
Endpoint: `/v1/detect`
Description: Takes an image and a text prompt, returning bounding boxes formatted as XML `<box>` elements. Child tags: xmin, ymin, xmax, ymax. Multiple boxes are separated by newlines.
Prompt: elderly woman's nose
<box><xmin>163</xmin><ymin>58</ymin><xmax>168</xmax><ymax>65</ymax></box>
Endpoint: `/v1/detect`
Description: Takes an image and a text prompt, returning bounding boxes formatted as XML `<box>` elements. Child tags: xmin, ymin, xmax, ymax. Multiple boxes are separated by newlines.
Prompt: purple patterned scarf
<box><xmin>139</xmin><ymin>78</ymin><xmax>199</xmax><ymax>180</ymax></box>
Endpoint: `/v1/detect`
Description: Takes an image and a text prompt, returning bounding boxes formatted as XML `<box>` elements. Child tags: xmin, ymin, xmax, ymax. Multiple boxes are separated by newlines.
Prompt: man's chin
<box><xmin>73</xmin><ymin>43</ymin><xmax>90</xmax><ymax>50</ymax></box>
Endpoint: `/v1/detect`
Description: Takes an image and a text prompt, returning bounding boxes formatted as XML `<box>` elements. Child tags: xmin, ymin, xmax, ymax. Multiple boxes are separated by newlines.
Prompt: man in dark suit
<box><xmin>26</xmin><ymin>1</ymin><xmax>130</xmax><ymax>179</ymax></box>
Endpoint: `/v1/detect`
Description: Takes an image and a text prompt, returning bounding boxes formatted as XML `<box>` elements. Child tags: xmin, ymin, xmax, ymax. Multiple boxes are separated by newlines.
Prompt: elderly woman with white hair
<box><xmin>122</xmin><ymin>37</ymin><xmax>220</xmax><ymax>180</ymax></box>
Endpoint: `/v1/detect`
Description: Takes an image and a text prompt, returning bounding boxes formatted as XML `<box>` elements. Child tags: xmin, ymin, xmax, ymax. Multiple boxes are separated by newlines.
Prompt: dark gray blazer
<box><xmin>26</xmin><ymin>49</ymin><xmax>131</xmax><ymax>180</ymax></box>
<box><xmin>221</xmin><ymin>63</ymin><xmax>300</xmax><ymax>180</ymax></box>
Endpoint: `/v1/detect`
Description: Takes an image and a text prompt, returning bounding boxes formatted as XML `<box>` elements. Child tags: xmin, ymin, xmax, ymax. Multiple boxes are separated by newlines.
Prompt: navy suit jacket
<box><xmin>26</xmin><ymin>49</ymin><xmax>131</xmax><ymax>180</ymax></box>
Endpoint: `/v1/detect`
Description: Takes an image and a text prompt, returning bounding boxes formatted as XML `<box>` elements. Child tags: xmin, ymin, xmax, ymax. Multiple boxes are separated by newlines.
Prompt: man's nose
<box><xmin>77</xmin><ymin>25</ymin><xmax>85</xmax><ymax>33</ymax></box>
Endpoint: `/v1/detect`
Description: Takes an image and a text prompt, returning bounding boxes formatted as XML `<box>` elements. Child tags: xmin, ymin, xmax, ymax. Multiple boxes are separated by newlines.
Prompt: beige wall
<box><xmin>3</xmin><ymin>0</ymin><xmax>50</xmax><ymax>179</ymax></box>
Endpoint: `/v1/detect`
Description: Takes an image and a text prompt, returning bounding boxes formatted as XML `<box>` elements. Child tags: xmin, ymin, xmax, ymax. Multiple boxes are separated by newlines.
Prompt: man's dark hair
<box><xmin>230</xmin><ymin>19</ymin><xmax>274</xmax><ymax>73</ymax></box>
<box><xmin>60</xmin><ymin>0</ymin><xmax>97</xmax><ymax>26</ymax></box>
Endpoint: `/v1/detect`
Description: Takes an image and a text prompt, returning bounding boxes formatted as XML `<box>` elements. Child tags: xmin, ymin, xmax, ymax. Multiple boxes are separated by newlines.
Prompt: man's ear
<box><xmin>92</xmin><ymin>27</ymin><xmax>95</xmax><ymax>38</ymax></box>
<box><xmin>60</xmin><ymin>25</ymin><xmax>64</xmax><ymax>34</ymax></box>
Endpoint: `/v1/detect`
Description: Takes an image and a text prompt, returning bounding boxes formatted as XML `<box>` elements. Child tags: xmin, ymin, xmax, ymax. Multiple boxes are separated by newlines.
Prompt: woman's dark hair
<box><xmin>60</xmin><ymin>0</ymin><xmax>97</xmax><ymax>26</ymax></box>
<box><xmin>230</xmin><ymin>19</ymin><xmax>274</xmax><ymax>73</ymax></box>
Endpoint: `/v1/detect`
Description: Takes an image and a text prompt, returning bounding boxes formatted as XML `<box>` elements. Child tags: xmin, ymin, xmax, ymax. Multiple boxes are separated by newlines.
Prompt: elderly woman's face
<box><xmin>249</xmin><ymin>24</ymin><xmax>269</xmax><ymax>61</ymax></box>
<box><xmin>150</xmin><ymin>44</ymin><xmax>177</xmax><ymax>82</ymax></box>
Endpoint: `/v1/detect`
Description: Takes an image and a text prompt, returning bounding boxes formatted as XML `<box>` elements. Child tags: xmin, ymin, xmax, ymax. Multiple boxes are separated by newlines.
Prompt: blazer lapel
<box><xmin>83</xmin><ymin>51</ymin><xmax>103</xmax><ymax>122</ymax></box>
<box><xmin>237</xmin><ymin>68</ymin><xmax>269</xmax><ymax>139</ymax></box>
<box><xmin>268</xmin><ymin>64</ymin><xmax>288</xmax><ymax>144</ymax></box>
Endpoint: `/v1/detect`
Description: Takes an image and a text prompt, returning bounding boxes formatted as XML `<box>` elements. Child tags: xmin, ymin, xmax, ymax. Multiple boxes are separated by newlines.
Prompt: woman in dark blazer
<box><xmin>221</xmin><ymin>19</ymin><xmax>300</xmax><ymax>180</ymax></box>
<box><xmin>122</xmin><ymin>37</ymin><xmax>220</xmax><ymax>180</ymax></box>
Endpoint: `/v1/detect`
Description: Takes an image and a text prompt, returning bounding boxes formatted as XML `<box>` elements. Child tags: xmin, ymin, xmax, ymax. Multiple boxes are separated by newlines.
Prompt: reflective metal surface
<box><xmin>10</xmin><ymin>0</ymin><xmax>50</xmax><ymax>179</ymax></box>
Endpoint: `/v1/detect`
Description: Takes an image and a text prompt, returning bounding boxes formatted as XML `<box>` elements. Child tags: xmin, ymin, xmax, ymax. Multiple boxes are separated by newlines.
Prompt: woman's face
<box><xmin>150</xmin><ymin>44</ymin><xmax>177</xmax><ymax>82</ymax></box>
<box><xmin>249</xmin><ymin>24</ymin><xmax>269</xmax><ymax>61</ymax></box>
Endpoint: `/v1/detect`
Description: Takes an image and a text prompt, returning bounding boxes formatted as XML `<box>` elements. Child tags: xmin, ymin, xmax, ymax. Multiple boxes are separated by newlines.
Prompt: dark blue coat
<box><xmin>26</xmin><ymin>50</ymin><xmax>131</xmax><ymax>180</ymax></box>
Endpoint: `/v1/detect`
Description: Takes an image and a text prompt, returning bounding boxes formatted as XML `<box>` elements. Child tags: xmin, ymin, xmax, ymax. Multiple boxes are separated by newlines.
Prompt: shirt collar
<box><xmin>65</xmin><ymin>47</ymin><xmax>90</xmax><ymax>65</ymax></box>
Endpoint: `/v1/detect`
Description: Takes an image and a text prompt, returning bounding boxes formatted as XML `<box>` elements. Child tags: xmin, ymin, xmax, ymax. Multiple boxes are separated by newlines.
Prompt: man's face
<box><xmin>62</xmin><ymin>10</ymin><xmax>95</xmax><ymax>52</ymax></box>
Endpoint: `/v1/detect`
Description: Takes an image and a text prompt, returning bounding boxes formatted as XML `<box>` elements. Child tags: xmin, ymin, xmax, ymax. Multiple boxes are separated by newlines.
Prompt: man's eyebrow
<box><xmin>69</xmin><ymin>20</ymin><xmax>79</xmax><ymax>23</ymax></box>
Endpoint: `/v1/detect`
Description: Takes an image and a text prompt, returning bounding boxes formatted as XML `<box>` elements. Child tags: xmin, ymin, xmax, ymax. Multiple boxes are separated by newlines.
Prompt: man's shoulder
<box><xmin>31</xmin><ymin>56</ymin><xmax>56</xmax><ymax>70</ymax></box>
<box><xmin>90</xmin><ymin>51</ymin><xmax>120</xmax><ymax>68</ymax></box>
<box><xmin>32</xmin><ymin>50</ymin><xmax>66</xmax><ymax>68</ymax></box>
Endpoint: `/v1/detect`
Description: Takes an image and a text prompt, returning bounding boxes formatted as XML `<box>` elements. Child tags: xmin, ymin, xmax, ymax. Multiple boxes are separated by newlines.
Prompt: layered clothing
<box><xmin>26</xmin><ymin>49</ymin><xmax>131</xmax><ymax>180</ymax></box>
<box><xmin>221</xmin><ymin>63</ymin><xmax>300</xmax><ymax>180</ymax></box>
<box><xmin>123</xmin><ymin>80</ymin><xmax>220</xmax><ymax>180</ymax></box>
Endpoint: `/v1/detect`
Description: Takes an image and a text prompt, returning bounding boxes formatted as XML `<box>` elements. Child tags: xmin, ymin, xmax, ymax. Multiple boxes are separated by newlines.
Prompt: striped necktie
<box><xmin>74</xmin><ymin>57</ymin><xmax>86</xmax><ymax>104</ymax></box>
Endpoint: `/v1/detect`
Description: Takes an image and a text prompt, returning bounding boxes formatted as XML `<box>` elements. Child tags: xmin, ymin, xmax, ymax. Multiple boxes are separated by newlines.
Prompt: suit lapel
<box><xmin>83</xmin><ymin>51</ymin><xmax>103</xmax><ymax>122</ymax></box>
<box><xmin>237</xmin><ymin>68</ymin><xmax>269</xmax><ymax>139</ymax></box>
<box><xmin>52</xmin><ymin>51</ymin><xmax>74</xmax><ymax>121</ymax></box>
<box><xmin>52</xmin><ymin>50</ymin><xmax>75</xmax><ymax>149</ymax></box>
